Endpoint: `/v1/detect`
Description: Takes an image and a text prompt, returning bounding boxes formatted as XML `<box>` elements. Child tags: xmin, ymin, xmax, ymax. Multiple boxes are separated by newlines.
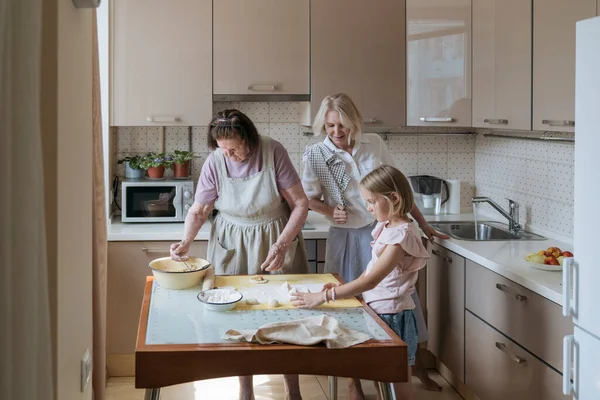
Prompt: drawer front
<box><xmin>305</xmin><ymin>239</ymin><xmax>317</xmax><ymax>261</ymax></box>
<box><xmin>466</xmin><ymin>311</ymin><xmax>570</xmax><ymax>400</ymax></box>
<box><xmin>466</xmin><ymin>260</ymin><xmax>572</xmax><ymax>372</ymax></box>
<box><xmin>427</xmin><ymin>244</ymin><xmax>465</xmax><ymax>381</ymax></box>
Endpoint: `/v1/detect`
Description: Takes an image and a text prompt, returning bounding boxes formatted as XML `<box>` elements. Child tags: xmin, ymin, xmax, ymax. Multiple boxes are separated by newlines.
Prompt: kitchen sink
<box><xmin>429</xmin><ymin>221</ymin><xmax>546</xmax><ymax>241</ymax></box>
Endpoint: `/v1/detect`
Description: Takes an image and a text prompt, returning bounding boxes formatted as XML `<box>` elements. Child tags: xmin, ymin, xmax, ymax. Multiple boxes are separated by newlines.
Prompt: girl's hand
<box><xmin>322</xmin><ymin>282</ymin><xmax>341</xmax><ymax>292</ymax></box>
<box><xmin>260</xmin><ymin>242</ymin><xmax>289</xmax><ymax>271</ymax></box>
<box><xmin>291</xmin><ymin>291</ymin><xmax>326</xmax><ymax>309</ymax></box>
<box><xmin>421</xmin><ymin>224</ymin><xmax>450</xmax><ymax>243</ymax></box>
<box><xmin>332</xmin><ymin>204</ymin><xmax>348</xmax><ymax>224</ymax></box>
<box><xmin>170</xmin><ymin>240</ymin><xmax>190</xmax><ymax>261</ymax></box>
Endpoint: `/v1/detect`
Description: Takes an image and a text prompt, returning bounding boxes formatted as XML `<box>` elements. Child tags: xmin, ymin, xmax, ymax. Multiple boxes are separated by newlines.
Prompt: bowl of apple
<box><xmin>525</xmin><ymin>247</ymin><xmax>574</xmax><ymax>271</ymax></box>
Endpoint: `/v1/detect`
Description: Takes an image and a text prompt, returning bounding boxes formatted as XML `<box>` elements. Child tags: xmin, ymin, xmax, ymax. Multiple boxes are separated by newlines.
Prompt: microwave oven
<box><xmin>121</xmin><ymin>179</ymin><xmax>195</xmax><ymax>223</ymax></box>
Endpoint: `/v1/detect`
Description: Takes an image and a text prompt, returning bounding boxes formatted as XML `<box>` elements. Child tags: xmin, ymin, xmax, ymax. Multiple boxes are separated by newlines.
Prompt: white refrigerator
<box><xmin>563</xmin><ymin>15</ymin><xmax>600</xmax><ymax>400</ymax></box>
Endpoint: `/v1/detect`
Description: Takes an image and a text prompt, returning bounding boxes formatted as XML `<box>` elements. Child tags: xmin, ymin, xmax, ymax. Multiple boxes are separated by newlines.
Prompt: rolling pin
<box><xmin>201</xmin><ymin>265</ymin><xmax>215</xmax><ymax>291</ymax></box>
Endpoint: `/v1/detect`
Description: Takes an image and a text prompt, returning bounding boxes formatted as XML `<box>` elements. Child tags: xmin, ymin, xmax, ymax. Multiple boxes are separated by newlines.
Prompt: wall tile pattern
<box><xmin>474</xmin><ymin>131</ymin><xmax>575</xmax><ymax>237</ymax></box>
<box><xmin>113</xmin><ymin>102</ymin><xmax>476</xmax><ymax>212</ymax></box>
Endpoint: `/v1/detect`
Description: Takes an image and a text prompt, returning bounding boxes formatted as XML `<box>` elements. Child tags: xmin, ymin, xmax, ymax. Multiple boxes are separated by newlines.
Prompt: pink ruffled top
<box><xmin>362</xmin><ymin>221</ymin><xmax>429</xmax><ymax>314</ymax></box>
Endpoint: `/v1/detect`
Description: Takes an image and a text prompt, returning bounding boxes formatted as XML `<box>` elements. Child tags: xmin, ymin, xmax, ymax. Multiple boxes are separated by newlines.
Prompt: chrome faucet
<box><xmin>472</xmin><ymin>196</ymin><xmax>522</xmax><ymax>233</ymax></box>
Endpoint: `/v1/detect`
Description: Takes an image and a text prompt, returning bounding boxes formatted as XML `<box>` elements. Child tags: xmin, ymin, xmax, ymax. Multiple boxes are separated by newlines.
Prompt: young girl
<box><xmin>291</xmin><ymin>165</ymin><xmax>429</xmax><ymax>400</ymax></box>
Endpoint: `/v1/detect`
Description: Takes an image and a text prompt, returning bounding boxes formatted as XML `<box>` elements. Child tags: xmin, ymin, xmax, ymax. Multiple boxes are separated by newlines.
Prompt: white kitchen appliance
<box><xmin>121</xmin><ymin>178</ymin><xmax>194</xmax><ymax>223</ymax></box>
<box><xmin>562</xmin><ymin>15</ymin><xmax>600</xmax><ymax>400</ymax></box>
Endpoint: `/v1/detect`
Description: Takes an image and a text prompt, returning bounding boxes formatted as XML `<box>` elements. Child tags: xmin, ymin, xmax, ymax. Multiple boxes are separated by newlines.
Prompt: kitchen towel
<box><xmin>223</xmin><ymin>314</ymin><xmax>372</xmax><ymax>349</ymax></box>
<box><xmin>445</xmin><ymin>179</ymin><xmax>461</xmax><ymax>214</ymax></box>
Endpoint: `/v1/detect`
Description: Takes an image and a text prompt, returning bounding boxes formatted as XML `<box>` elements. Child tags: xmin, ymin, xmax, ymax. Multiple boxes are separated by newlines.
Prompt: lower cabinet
<box><xmin>465</xmin><ymin>311</ymin><xmax>569</xmax><ymax>400</ymax></box>
<box><xmin>427</xmin><ymin>243</ymin><xmax>465</xmax><ymax>381</ymax></box>
<box><xmin>107</xmin><ymin>240</ymin><xmax>208</xmax><ymax>355</ymax></box>
<box><xmin>305</xmin><ymin>239</ymin><xmax>327</xmax><ymax>274</ymax></box>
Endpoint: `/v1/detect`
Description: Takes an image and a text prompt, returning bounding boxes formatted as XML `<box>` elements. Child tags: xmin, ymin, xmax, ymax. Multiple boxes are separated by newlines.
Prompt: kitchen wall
<box><xmin>113</xmin><ymin>101</ymin><xmax>476</xmax><ymax>208</ymax></box>
<box><xmin>113</xmin><ymin>102</ymin><xmax>575</xmax><ymax>238</ymax></box>
<box><xmin>474</xmin><ymin>131</ymin><xmax>575</xmax><ymax>238</ymax></box>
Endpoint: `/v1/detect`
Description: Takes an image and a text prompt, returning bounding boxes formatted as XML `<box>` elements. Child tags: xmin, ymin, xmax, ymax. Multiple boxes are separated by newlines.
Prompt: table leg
<box><xmin>144</xmin><ymin>388</ymin><xmax>161</xmax><ymax>400</ymax></box>
<box><xmin>376</xmin><ymin>382</ymin><xmax>397</xmax><ymax>400</ymax></box>
<box><xmin>328</xmin><ymin>376</ymin><xmax>338</xmax><ymax>400</ymax></box>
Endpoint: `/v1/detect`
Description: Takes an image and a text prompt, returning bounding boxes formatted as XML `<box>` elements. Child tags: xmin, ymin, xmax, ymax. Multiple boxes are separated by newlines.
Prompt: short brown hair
<box><xmin>207</xmin><ymin>109</ymin><xmax>260</xmax><ymax>151</ymax></box>
<box><xmin>360</xmin><ymin>165</ymin><xmax>414</xmax><ymax>218</ymax></box>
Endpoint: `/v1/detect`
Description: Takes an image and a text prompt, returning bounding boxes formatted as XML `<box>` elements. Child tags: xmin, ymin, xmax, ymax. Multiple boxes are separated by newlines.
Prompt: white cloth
<box><xmin>223</xmin><ymin>315</ymin><xmax>372</xmax><ymax>349</ymax></box>
<box><xmin>208</xmin><ymin>136</ymin><xmax>308</xmax><ymax>275</ymax></box>
<box><xmin>302</xmin><ymin>133</ymin><xmax>396</xmax><ymax>229</ymax></box>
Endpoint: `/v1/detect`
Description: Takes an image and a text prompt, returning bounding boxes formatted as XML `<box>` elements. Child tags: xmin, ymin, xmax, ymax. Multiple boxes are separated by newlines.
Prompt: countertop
<box><xmin>108</xmin><ymin>210</ymin><xmax>570</xmax><ymax>307</ymax></box>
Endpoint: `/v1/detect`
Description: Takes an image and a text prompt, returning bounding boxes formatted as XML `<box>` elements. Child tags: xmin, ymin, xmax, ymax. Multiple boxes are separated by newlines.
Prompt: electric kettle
<box><xmin>407</xmin><ymin>175</ymin><xmax>450</xmax><ymax>215</ymax></box>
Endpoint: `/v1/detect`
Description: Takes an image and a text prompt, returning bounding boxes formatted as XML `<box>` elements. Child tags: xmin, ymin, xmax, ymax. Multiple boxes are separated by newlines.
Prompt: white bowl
<box><xmin>148</xmin><ymin>257</ymin><xmax>211</xmax><ymax>290</ymax></box>
<box><xmin>197</xmin><ymin>288</ymin><xmax>243</xmax><ymax>312</ymax></box>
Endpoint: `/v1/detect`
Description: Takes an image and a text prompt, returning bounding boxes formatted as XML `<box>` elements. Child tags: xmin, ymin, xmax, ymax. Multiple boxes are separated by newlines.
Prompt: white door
<box><xmin>566</xmin><ymin>327</ymin><xmax>600</xmax><ymax>399</ymax></box>
<box><xmin>573</xmin><ymin>16</ymin><xmax>600</xmax><ymax>337</ymax></box>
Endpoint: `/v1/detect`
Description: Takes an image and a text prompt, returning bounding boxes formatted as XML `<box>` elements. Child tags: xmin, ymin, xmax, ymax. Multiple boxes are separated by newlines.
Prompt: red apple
<box><xmin>561</xmin><ymin>251</ymin><xmax>574</xmax><ymax>258</ymax></box>
<box><xmin>546</xmin><ymin>247</ymin><xmax>562</xmax><ymax>258</ymax></box>
<box><xmin>544</xmin><ymin>256</ymin><xmax>560</xmax><ymax>266</ymax></box>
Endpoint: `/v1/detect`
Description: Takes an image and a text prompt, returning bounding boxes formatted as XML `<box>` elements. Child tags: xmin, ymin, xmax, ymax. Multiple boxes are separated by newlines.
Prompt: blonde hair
<box><xmin>312</xmin><ymin>93</ymin><xmax>363</xmax><ymax>145</ymax></box>
<box><xmin>360</xmin><ymin>165</ymin><xmax>414</xmax><ymax>219</ymax></box>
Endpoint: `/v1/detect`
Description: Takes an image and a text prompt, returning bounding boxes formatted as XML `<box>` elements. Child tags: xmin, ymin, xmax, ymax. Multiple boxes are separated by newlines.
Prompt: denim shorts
<box><xmin>379</xmin><ymin>309</ymin><xmax>419</xmax><ymax>366</ymax></box>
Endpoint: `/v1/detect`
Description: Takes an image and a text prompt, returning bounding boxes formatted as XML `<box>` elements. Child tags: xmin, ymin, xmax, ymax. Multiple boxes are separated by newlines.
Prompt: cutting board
<box><xmin>214</xmin><ymin>273</ymin><xmax>362</xmax><ymax>310</ymax></box>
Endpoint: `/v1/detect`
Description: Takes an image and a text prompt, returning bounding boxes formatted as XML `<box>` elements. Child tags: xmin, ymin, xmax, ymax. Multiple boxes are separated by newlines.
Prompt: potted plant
<box><xmin>168</xmin><ymin>150</ymin><xmax>196</xmax><ymax>178</ymax></box>
<box><xmin>118</xmin><ymin>155</ymin><xmax>145</xmax><ymax>179</ymax></box>
<box><xmin>141</xmin><ymin>152</ymin><xmax>168</xmax><ymax>179</ymax></box>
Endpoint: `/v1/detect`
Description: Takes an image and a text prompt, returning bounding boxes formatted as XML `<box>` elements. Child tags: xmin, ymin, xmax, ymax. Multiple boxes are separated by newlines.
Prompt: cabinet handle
<box><xmin>541</xmin><ymin>119</ymin><xmax>575</xmax><ymax>127</ymax></box>
<box><xmin>247</xmin><ymin>84</ymin><xmax>278</xmax><ymax>91</ymax></box>
<box><xmin>431</xmin><ymin>249</ymin><xmax>442</xmax><ymax>256</ymax></box>
<box><xmin>483</xmin><ymin>118</ymin><xmax>508</xmax><ymax>125</ymax></box>
<box><xmin>443</xmin><ymin>257</ymin><xmax>453</xmax><ymax>264</ymax></box>
<box><xmin>495</xmin><ymin>283</ymin><xmax>527</xmax><ymax>301</ymax></box>
<box><xmin>147</xmin><ymin>116</ymin><xmax>180</xmax><ymax>123</ymax></box>
<box><xmin>141</xmin><ymin>247</ymin><xmax>170</xmax><ymax>254</ymax></box>
<box><xmin>495</xmin><ymin>342</ymin><xmax>526</xmax><ymax>364</ymax></box>
<box><xmin>363</xmin><ymin>117</ymin><xmax>379</xmax><ymax>123</ymax></box>
<box><xmin>420</xmin><ymin>117</ymin><xmax>454</xmax><ymax>123</ymax></box>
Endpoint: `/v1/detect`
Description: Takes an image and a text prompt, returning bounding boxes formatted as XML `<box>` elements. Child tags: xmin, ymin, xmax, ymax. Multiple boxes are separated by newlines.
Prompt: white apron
<box><xmin>208</xmin><ymin>136</ymin><xmax>308</xmax><ymax>275</ymax></box>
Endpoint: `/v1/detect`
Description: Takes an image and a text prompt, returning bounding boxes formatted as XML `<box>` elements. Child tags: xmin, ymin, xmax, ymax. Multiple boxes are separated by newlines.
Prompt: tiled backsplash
<box><xmin>113</xmin><ymin>102</ymin><xmax>574</xmax><ymax>238</ymax></box>
<box><xmin>113</xmin><ymin>102</ymin><xmax>476</xmax><ymax>211</ymax></box>
<box><xmin>474</xmin><ymin>131</ymin><xmax>575</xmax><ymax>238</ymax></box>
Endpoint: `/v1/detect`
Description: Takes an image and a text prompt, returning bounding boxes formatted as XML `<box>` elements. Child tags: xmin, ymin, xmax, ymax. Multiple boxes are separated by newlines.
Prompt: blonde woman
<box><xmin>301</xmin><ymin>93</ymin><xmax>446</xmax><ymax>391</ymax></box>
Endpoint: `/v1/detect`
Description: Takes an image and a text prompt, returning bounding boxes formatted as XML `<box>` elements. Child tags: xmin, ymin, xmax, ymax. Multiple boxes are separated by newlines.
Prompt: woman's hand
<box><xmin>291</xmin><ymin>291</ymin><xmax>326</xmax><ymax>309</ymax></box>
<box><xmin>260</xmin><ymin>242</ymin><xmax>289</xmax><ymax>272</ymax></box>
<box><xmin>170</xmin><ymin>240</ymin><xmax>190</xmax><ymax>261</ymax></box>
<box><xmin>421</xmin><ymin>224</ymin><xmax>450</xmax><ymax>243</ymax></box>
<box><xmin>332</xmin><ymin>204</ymin><xmax>348</xmax><ymax>224</ymax></box>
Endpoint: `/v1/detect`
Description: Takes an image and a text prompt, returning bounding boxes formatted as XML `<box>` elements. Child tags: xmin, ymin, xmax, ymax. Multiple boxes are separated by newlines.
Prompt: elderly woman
<box><xmin>302</xmin><ymin>93</ymin><xmax>446</xmax><ymax>394</ymax></box>
<box><xmin>171</xmin><ymin>109</ymin><xmax>308</xmax><ymax>400</ymax></box>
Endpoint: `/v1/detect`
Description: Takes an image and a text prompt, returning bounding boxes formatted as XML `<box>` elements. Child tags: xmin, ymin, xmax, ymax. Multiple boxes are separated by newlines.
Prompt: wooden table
<box><xmin>135</xmin><ymin>275</ymin><xmax>408</xmax><ymax>400</ymax></box>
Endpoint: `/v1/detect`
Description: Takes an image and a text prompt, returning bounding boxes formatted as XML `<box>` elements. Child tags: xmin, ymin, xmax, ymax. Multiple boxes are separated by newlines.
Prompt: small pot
<box><xmin>124</xmin><ymin>161</ymin><xmax>145</xmax><ymax>179</ymax></box>
<box><xmin>147</xmin><ymin>166</ymin><xmax>165</xmax><ymax>179</ymax></box>
<box><xmin>173</xmin><ymin>161</ymin><xmax>190</xmax><ymax>178</ymax></box>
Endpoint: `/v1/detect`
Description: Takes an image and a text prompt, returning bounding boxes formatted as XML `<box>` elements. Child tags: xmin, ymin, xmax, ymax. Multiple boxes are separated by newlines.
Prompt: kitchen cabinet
<box><xmin>406</xmin><ymin>0</ymin><xmax>472</xmax><ymax>127</ymax></box>
<box><xmin>465</xmin><ymin>311</ymin><xmax>569</xmax><ymax>400</ymax></box>
<box><xmin>107</xmin><ymin>241</ymin><xmax>209</xmax><ymax>357</ymax></box>
<box><xmin>213</xmin><ymin>0</ymin><xmax>309</xmax><ymax>98</ymax></box>
<box><xmin>309</xmin><ymin>0</ymin><xmax>406</xmax><ymax>127</ymax></box>
<box><xmin>426</xmin><ymin>244</ymin><xmax>465</xmax><ymax>381</ymax></box>
<box><xmin>532</xmin><ymin>0</ymin><xmax>596</xmax><ymax>132</ymax></box>
<box><xmin>472</xmin><ymin>0</ymin><xmax>532</xmax><ymax>130</ymax></box>
<box><xmin>111</xmin><ymin>0</ymin><xmax>212</xmax><ymax>126</ymax></box>
<box><xmin>305</xmin><ymin>239</ymin><xmax>327</xmax><ymax>274</ymax></box>
<box><xmin>466</xmin><ymin>260</ymin><xmax>573</xmax><ymax>372</ymax></box>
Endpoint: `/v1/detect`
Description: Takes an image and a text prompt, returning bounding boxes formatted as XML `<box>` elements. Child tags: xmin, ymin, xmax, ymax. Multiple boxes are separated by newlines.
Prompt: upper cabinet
<box><xmin>213</xmin><ymin>0</ymin><xmax>309</xmax><ymax>98</ymax></box>
<box><xmin>310</xmin><ymin>0</ymin><xmax>406</xmax><ymax>127</ymax></box>
<box><xmin>472</xmin><ymin>0</ymin><xmax>532</xmax><ymax>130</ymax></box>
<box><xmin>111</xmin><ymin>0</ymin><xmax>212</xmax><ymax>126</ymax></box>
<box><xmin>406</xmin><ymin>0</ymin><xmax>472</xmax><ymax>127</ymax></box>
<box><xmin>532</xmin><ymin>0</ymin><xmax>596</xmax><ymax>132</ymax></box>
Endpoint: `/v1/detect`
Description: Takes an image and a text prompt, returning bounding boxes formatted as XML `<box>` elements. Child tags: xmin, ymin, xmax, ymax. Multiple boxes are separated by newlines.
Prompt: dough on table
<box><xmin>268</xmin><ymin>299</ymin><xmax>280</xmax><ymax>308</ymax></box>
<box><xmin>249</xmin><ymin>275</ymin><xmax>268</xmax><ymax>284</ymax></box>
<box><xmin>245</xmin><ymin>298</ymin><xmax>259</xmax><ymax>306</ymax></box>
